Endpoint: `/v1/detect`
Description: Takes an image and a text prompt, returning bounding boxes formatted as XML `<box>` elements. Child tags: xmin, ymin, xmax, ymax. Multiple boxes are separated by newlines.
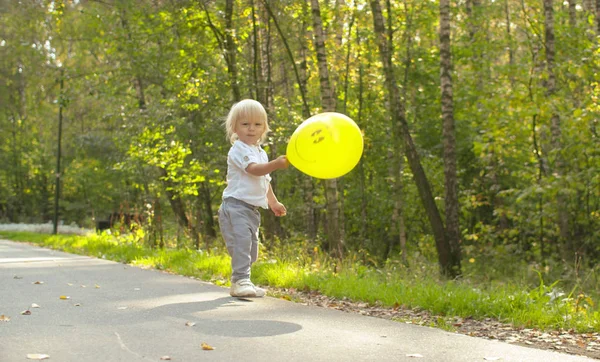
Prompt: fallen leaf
<box><xmin>21</xmin><ymin>310</ymin><xmax>31</xmax><ymax>315</ymax></box>
<box><xmin>67</xmin><ymin>283</ymin><xmax>73</xmax><ymax>286</ymax></box>
<box><xmin>0</xmin><ymin>315</ymin><xmax>10</xmax><ymax>322</ymax></box>
<box><xmin>81</xmin><ymin>285</ymin><xmax>86</xmax><ymax>288</ymax></box>
<box><xmin>185</xmin><ymin>322</ymin><xmax>196</xmax><ymax>327</ymax></box>
<box><xmin>26</xmin><ymin>354</ymin><xmax>50</xmax><ymax>360</ymax></box>
<box><xmin>32</xmin><ymin>281</ymin><xmax>44</xmax><ymax>285</ymax></box>
<box><xmin>14</xmin><ymin>275</ymin><xmax>23</xmax><ymax>279</ymax></box>
<box><xmin>160</xmin><ymin>357</ymin><xmax>171</xmax><ymax>360</ymax></box>
<box><xmin>201</xmin><ymin>343</ymin><xmax>215</xmax><ymax>350</ymax></box>
<box><xmin>95</xmin><ymin>284</ymin><xmax>100</xmax><ymax>289</ymax></box>
<box><xmin>406</xmin><ymin>354</ymin><xmax>424</xmax><ymax>358</ymax></box>
<box><xmin>31</xmin><ymin>303</ymin><xmax>40</xmax><ymax>308</ymax></box>
<box><xmin>73</xmin><ymin>303</ymin><xmax>81</xmax><ymax>307</ymax></box>
<box><xmin>59</xmin><ymin>295</ymin><xmax>70</xmax><ymax>300</ymax></box>
<box><xmin>484</xmin><ymin>357</ymin><xmax>502</xmax><ymax>361</ymax></box>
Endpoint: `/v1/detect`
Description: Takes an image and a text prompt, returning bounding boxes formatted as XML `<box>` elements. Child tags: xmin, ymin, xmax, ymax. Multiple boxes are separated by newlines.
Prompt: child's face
<box><xmin>235</xmin><ymin>117</ymin><xmax>265</xmax><ymax>145</ymax></box>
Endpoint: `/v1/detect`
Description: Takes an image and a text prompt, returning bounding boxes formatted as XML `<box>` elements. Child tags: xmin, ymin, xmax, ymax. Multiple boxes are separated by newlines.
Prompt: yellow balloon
<box><xmin>287</xmin><ymin>112</ymin><xmax>364</xmax><ymax>179</ymax></box>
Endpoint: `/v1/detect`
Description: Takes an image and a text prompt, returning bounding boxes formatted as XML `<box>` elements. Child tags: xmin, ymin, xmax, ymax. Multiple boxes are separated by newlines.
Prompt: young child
<box><xmin>218</xmin><ymin>99</ymin><xmax>289</xmax><ymax>297</ymax></box>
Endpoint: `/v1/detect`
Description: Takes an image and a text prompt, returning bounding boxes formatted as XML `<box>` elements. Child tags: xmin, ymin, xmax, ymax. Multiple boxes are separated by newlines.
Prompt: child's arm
<box><xmin>246</xmin><ymin>155</ymin><xmax>289</xmax><ymax>176</ymax></box>
<box><xmin>267</xmin><ymin>184</ymin><xmax>287</xmax><ymax>217</ymax></box>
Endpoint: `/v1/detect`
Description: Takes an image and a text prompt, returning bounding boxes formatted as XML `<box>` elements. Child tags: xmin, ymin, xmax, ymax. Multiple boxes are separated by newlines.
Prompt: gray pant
<box><xmin>218</xmin><ymin>198</ymin><xmax>260</xmax><ymax>283</ymax></box>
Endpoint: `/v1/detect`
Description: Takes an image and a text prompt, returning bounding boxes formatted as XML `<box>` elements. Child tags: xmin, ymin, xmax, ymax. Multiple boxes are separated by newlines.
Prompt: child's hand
<box><xmin>271</xmin><ymin>202</ymin><xmax>287</xmax><ymax>217</ymax></box>
<box><xmin>275</xmin><ymin>155</ymin><xmax>290</xmax><ymax>169</ymax></box>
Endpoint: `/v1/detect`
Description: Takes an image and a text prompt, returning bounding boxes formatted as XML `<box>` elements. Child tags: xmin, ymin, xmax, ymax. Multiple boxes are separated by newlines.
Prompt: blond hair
<box><xmin>225</xmin><ymin>99</ymin><xmax>270</xmax><ymax>144</ymax></box>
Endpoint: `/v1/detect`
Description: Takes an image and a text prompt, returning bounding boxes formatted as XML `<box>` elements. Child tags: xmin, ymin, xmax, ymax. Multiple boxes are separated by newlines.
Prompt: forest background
<box><xmin>1</xmin><ymin>0</ymin><xmax>599</xmax><ymax>311</ymax></box>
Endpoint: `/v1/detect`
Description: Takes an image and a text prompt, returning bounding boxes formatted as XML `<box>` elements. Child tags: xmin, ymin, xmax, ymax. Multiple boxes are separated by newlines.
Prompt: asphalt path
<box><xmin>0</xmin><ymin>239</ymin><xmax>595</xmax><ymax>362</ymax></box>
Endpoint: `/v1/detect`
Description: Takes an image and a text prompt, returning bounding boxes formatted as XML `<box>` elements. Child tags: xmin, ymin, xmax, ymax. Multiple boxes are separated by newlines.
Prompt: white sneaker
<box><xmin>230</xmin><ymin>279</ymin><xmax>257</xmax><ymax>297</ymax></box>
<box><xmin>253</xmin><ymin>284</ymin><xmax>266</xmax><ymax>297</ymax></box>
<box><xmin>230</xmin><ymin>279</ymin><xmax>266</xmax><ymax>298</ymax></box>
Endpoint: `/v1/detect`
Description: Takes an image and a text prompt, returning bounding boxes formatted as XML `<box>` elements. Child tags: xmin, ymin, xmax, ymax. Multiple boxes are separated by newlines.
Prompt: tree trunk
<box><xmin>225</xmin><ymin>0</ymin><xmax>241</xmax><ymax>102</ymax></box>
<box><xmin>310</xmin><ymin>0</ymin><xmax>343</xmax><ymax>260</ymax></box>
<box><xmin>380</xmin><ymin>0</ymin><xmax>408</xmax><ymax>262</ymax></box>
<box><xmin>53</xmin><ymin>73</ymin><xmax>64</xmax><ymax>235</ymax></box>
<box><xmin>201</xmin><ymin>0</ymin><xmax>241</xmax><ymax>102</ymax></box>
<box><xmin>300</xmin><ymin>2</ymin><xmax>317</xmax><ymax>242</ymax></box>
<box><xmin>251</xmin><ymin>0</ymin><xmax>260</xmax><ymax>100</ymax></box>
<box><xmin>262</xmin><ymin>0</ymin><xmax>315</xmax><ymax>240</ymax></box>
<box><xmin>261</xmin><ymin>1</ymin><xmax>286</xmax><ymax>242</ymax></box>
<box><xmin>356</xmin><ymin>18</ymin><xmax>370</xmax><ymax>253</ymax></box>
<box><xmin>597</xmin><ymin>0</ymin><xmax>600</xmax><ymax>34</ymax></box>
<box><xmin>370</xmin><ymin>0</ymin><xmax>459</xmax><ymax>277</ymax></box>
<box><xmin>440</xmin><ymin>0</ymin><xmax>462</xmax><ymax>274</ymax></box>
<box><xmin>583</xmin><ymin>0</ymin><xmax>594</xmax><ymax>12</ymax></box>
<box><xmin>160</xmin><ymin>168</ymin><xmax>201</xmax><ymax>248</ymax></box>
<box><xmin>504</xmin><ymin>0</ymin><xmax>515</xmax><ymax>90</ymax></box>
<box><xmin>568</xmin><ymin>0</ymin><xmax>576</xmax><ymax>27</ymax></box>
<box><xmin>198</xmin><ymin>180</ymin><xmax>216</xmax><ymax>247</ymax></box>
<box><xmin>544</xmin><ymin>0</ymin><xmax>570</xmax><ymax>261</ymax></box>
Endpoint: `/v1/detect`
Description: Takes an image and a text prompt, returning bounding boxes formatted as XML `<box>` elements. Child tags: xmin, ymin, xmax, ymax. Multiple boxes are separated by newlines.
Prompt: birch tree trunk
<box><xmin>440</xmin><ymin>0</ymin><xmax>462</xmax><ymax>275</ymax></box>
<box><xmin>310</xmin><ymin>0</ymin><xmax>344</xmax><ymax>260</ymax></box>
<box><xmin>544</xmin><ymin>0</ymin><xmax>571</xmax><ymax>261</ymax></box>
<box><xmin>370</xmin><ymin>0</ymin><xmax>459</xmax><ymax>277</ymax></box>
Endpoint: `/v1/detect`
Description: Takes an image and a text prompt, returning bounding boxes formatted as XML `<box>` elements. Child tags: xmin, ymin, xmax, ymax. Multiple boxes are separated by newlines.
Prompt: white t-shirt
<box><xmin>222</xmin><ymin>140</ymin><xmax>272</xmax><ymax>209</ymax></box>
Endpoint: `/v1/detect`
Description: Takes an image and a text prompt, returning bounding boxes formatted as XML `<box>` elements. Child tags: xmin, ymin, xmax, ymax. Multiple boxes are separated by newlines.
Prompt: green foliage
<box><xmin>0</xmin><ymin>1</ymin><xmax>598</xmax><ymax>277</ymax></box>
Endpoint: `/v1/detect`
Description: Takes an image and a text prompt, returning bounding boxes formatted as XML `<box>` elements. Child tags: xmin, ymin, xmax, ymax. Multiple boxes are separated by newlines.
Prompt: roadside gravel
<box><xmin>271</xmin><ymin>288</ymin><xmax>600</xmax><ymax>360</ymax></box>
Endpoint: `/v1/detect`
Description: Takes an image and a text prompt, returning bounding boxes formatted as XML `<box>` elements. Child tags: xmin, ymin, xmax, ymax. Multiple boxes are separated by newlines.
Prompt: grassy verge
<box><xmin>2</xmin><ymin>231</ymin><xmax>599</xmax><ymax>332</ymax></box>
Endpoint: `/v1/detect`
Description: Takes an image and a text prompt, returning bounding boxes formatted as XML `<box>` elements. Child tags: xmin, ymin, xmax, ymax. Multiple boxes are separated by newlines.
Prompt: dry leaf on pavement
<box><xmin>0</xmin><ymin>315</ymin><xmax>10</xmax><ymax>322</ymax></box>
<box><xmin>21</xmin><ymin>310</ymin><xmax>31</xmax><ymax>315</ymax></box>
<box><xmin>32</xmin><ymin>281</ymin><xmax>44</xmax><ymax>285</ymax></box>
<box><xmin>406</xmin><ymin>354</ymin><xmax>424</xmax><ymax>358</ymax></box>
<box><xmin>185</xmin><ymin>322</ymin><xmax>196</xmax><ymax>327</ymax></box>
<box><xmin>160</xmin><ymin>357</ymin><xmax>171</xmax><ymax>360</ymax></box>
<box><xmin>59</xmin><ymin>296</ymin><xmax>70</xmax><ymax>300</ymax></box>
<box><xmin>26</xmin><ymin>354</ymin><xmax>50</xmax><ymax>360</ymax></box>
<box><xmin>201</xmin><ymin>343</ymin><xmax>215</xmax><ymax>350</ymax></box>
<box><xmin>31</xmin><ymin>303</ymin><xmax>40</xmax><ymax>308</ymax></box>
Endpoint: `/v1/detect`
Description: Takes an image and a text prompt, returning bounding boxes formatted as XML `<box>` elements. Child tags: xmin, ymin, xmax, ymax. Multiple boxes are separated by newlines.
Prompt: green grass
<box><xmin>0</xmin><ymin>231</ymin><xmax>231</xmax><ymax>284</ymax></box>
<box><xmin>2</xmin><ymin>231</ymin><xmax>599</xmax><ymax>333</ymax></box>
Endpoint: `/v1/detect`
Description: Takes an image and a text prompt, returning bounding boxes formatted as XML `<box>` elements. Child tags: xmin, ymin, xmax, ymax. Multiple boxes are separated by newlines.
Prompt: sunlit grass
<box><xmin>1</xmin><ymin>230</ymin><xmax>599</xmax><ymax>332</ymax></box>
